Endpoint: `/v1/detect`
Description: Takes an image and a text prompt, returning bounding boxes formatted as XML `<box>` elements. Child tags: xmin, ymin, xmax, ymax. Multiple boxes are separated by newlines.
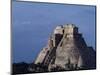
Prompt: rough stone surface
<box><xmin>35</xmin><ymin>24</ymin><xmax>96</xmax><ymax>70</ymax></box>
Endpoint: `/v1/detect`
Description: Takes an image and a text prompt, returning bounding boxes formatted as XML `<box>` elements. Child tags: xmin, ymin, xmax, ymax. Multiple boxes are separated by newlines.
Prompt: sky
<box><xmin>12</xmin><ymin>1</ymin><xmax>96</xmax><ymax>63</ymax></box>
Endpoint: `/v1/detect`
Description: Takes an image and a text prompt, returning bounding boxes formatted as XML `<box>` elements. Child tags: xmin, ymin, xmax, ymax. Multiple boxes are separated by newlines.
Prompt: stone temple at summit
<box><xmin>34</xmin><ymin>24</ymin><xmax>96</xmax><ymax>71</ymax></box>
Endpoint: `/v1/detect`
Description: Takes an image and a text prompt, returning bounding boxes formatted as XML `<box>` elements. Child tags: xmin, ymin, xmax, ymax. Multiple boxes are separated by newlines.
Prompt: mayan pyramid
<box><xmin>35</xmin><ymin>24</ymin><xmax>96</xmax><ymax>71</ymax></box>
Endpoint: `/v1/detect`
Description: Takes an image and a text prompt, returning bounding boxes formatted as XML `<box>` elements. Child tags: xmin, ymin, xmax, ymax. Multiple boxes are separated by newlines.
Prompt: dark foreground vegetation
<box><xmin>12</xmin><ymin>62</ymin><xmax>48</xmax><ymax>74</ymax></box>
<box><xmin>12</xmin><ymin>62</ymin><xmax>96</xmax><ymax>75</ymax></box>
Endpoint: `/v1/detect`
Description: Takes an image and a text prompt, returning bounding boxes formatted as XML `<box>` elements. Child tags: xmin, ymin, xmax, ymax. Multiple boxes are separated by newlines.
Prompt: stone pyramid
<box><xmin>35</xmin><ymin>24</ymin><xmax>96</xmax><ymax>71</ymax></box>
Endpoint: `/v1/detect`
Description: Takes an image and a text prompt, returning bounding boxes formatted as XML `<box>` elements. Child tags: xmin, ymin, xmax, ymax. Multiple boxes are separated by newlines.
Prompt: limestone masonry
<box><xmin>35</xmin><ymin>24</ymin><xmax>96</xmax><ymax>71</ymax></box>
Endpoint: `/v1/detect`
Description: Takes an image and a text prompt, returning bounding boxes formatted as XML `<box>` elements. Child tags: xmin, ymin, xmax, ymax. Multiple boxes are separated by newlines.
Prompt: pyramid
<box><xmin>35</xmin><ymin>24</ymin><xmax>96</xmax><ymax>71</ymax></box>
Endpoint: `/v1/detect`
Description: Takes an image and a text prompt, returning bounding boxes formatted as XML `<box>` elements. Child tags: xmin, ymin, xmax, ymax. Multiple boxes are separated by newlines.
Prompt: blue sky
<box><xmin>12</xmin><ymin>1</ymin><xmax>96</xmax><ymax>63</ymax></box>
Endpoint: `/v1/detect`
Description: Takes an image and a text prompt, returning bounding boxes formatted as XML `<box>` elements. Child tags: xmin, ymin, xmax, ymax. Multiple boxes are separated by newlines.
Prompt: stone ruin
<box><xmin>34</xmin><ymin>24</ymin><xmax>96</xmax><ymax>71</ymax></box>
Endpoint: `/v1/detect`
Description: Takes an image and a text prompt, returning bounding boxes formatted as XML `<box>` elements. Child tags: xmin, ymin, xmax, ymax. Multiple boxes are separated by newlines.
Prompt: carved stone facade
<box><xmin>35</xmin><ymin>24</ymin><xmax>96</xmax><ymax>71</ymax></box>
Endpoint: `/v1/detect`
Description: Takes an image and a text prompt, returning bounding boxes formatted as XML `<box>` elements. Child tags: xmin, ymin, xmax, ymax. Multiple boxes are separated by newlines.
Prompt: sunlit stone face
<box><xmin>54</xmin><ymin>24</ymin><xmax>78</xmax><ymax>35</ymax></box>
<box><xmin>64</xmin><ymin>24</ymin><xmax>78</xmax><ymax>34</ymax></box>
<box><xmin>54</xmin><ymin>25</ymin><xmax>63</xmax><ymax>34</ymax></box>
